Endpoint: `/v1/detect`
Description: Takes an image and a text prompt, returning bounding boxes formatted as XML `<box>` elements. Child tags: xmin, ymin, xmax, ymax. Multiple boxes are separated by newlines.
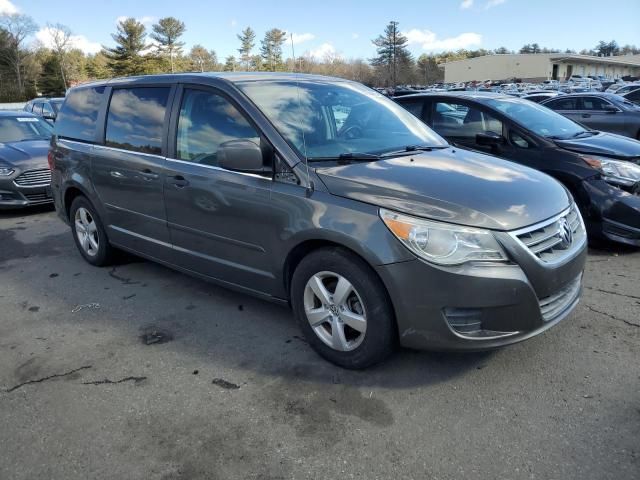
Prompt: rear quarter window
<box><xmin>55</xmin><ymin>86</ymin><xmax>105</xmax><ymax>142</ymax></box>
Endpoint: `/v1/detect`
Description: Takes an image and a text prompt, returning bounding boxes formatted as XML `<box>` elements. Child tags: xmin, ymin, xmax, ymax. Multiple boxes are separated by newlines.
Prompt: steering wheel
<box><xmin>338</xmin><ymin>125</ymin><xmax>363</xmax><ymax>140</ymax></box>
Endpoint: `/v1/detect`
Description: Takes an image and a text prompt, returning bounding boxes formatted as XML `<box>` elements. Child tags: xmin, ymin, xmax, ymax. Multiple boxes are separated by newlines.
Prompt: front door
<box><xmin>91</xmin><ymin>85</ymin><xmax>173</xmax><ymax>259</ymax></box>
<box><xmin>163</xmin><ymin>86</ymin><xmax>277</xmax><ymax>294</ymax></box>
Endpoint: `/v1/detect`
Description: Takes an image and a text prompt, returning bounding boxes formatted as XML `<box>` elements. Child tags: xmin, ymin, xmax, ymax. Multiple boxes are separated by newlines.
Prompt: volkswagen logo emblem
<box><xmin>558</xmin><ymin>218</ymin><xmax>573</xmax><ymax>249</ymax></box>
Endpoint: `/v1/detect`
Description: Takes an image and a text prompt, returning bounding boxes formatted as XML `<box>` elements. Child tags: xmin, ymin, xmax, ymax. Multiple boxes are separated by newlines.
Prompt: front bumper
<box><xmin>582</xmin><ymin>178</ymin><xmax>640</xmax><ymax>246</ymax></box>
<box><xmin>376</xmin><ymin>218</ymin><xmax>588</xmax><ymax>351</ymax></box>
<box><xmin>0</xmin><ymin>172</ymin><xmax>53</xmax><ymax>209</ymax></box>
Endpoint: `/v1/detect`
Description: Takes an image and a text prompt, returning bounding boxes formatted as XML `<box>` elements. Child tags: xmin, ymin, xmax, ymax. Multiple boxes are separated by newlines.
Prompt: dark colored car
<box><xmin>0</xmin><ymin>111</ymin><xmax>54</xmax><ymax>208</ymax></box>
<box><xmin>621</xmin><ymin>88</ymin><xmax>640</xmax><ymax>106</ymax></box>
<box><xmin>50</xmin><ymin>74</ymin><xmax>587</xmax><ymax>368</ymax></box>
<box><xmin>395</xmin><ymin>92</ymin><xmax>640</xmax><ymax>246</ymax></box>
<box><xmin>23</xmin><ymin>97</ymin><xmax>65</xmax><ymax>125</ymax></box>
<box><xmin>540</xmin><ymin>92</ymin><xmax>640</xmax><ymax>139</ymax></box>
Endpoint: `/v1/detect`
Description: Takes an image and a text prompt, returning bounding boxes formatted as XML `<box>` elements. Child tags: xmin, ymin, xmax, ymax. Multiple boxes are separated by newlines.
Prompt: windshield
<box><xmin>487</xmin><ymin>97</ymin><xmax>586</xmax><ymax>139</ymax></box>
<box><xmin>51</xmin><ymin>99</ymin><xmax>64</xmax><ymax>112</ymax></box>
<box><xmin>0</xmin><ymin>116</ymin><xmax>52</xmax><ymax>143</ymax></box>
<box><xmin>237</xmin><ymin>79</ymin><xmax>447</xmax><ymax>159</ymax></box>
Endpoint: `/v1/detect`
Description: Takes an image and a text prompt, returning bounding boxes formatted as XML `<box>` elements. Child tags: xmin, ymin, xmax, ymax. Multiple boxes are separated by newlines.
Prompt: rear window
<box><xmin>55</xmin><ymin>86</ymin><xmax>105</xmax><ymax>142</ymax></box>
<box><xmin>105</xmin><ymin>87</ymin><xmax>170</xmax><ymax>155</ymax></box>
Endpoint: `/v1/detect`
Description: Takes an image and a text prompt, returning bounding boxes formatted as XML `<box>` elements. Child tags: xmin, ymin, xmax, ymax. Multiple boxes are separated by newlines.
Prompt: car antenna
<box><xmin>290</xmin><ymin>32</ymin><xmax>313</xmax><ymax>197</ymax></box>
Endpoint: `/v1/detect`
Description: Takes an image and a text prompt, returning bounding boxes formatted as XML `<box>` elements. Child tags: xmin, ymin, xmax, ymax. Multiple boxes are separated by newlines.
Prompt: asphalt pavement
<box><xmin>1</xmin><ymin>205</ymin><xmax>638</xmax><ymax>480</ymax></box>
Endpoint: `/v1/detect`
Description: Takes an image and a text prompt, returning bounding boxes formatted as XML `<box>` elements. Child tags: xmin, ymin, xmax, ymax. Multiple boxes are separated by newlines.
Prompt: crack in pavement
<box><xmin>108</xmin><ymin>267</ymin><xmax>140</xmax><ymax>285</ymax></box>
<box><xmin>585</xmin><ymin>286</ymin><xmax>640</xmax><ymax>301</ymax></box>
<box><xmin>82</xmin><ymin>376</ymin><xmax>147</xmax><ymax>386</ymax></box>
<box><xmin>584</xmin><ymin>305</ymin><xmax>640</xmax><ymax>328</ymax></box>
<box><xmin>5</xmin><ymin>365</ymin><xmax>93</xmax><ymax>393</ymax></box>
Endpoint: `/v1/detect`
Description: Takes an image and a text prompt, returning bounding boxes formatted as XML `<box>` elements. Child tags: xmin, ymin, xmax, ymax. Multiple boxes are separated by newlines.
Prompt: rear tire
<box><xmin>291</xmin><ymin>247</ymin><xmax>396</xmax><ymax>369</ymax></box>
<box><xmin>69</xmin><ymin>196</ymin><xmax>114</xmax><ymax>266</ymax></box>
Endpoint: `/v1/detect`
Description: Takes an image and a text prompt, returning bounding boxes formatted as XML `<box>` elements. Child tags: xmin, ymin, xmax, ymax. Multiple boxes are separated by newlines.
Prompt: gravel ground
<box><xmin>1</xmin><ymin>205</ymin><xmax>638</xmax><ymax>480</ymax></box>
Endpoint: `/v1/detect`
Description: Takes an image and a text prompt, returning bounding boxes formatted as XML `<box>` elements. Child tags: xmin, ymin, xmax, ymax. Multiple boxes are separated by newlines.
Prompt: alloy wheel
<box><xmin>303</xmin><ymin>271</ymin><xmax>367</xmax><ymax>351</ymax></box>
<box><xmin>74</xmin><ymin>207</ymin><xmax>99</xmax><ymax>257</ymax></box>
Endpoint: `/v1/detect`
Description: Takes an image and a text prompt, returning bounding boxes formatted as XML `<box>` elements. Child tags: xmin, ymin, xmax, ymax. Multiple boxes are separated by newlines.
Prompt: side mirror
<box><xmin>476</xmin><ymin>131</ymin><xmax>504</xmax><ymax>146</ymax></box>
<box><xmin>217</xmin><ymin>139</ymin><xmax>265</xmax><ymax>173</ymax></box>
<box><xmin>603</xmin><ymin>104</ymin><xmax>618</xmax><ymax>114</ymax></box>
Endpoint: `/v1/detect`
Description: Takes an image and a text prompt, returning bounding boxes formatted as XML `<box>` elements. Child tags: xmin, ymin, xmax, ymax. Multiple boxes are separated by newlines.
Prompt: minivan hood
<box><xmin>315</xmin><ymin>148</ymin><xmax>570</xmax><ymax>231</ymax></box>
<box><xmin>554</xmin><ymin>132</ymin><xmax>640</xmax><ymax>161</ymax></box>
<box><xmin>0</xmin><ymin>139</ymin><xmax>49</xmax><ymax>169</ymax></box>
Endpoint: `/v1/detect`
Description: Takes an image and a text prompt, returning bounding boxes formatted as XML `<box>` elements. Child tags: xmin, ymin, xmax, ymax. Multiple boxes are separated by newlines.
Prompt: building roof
<box><xmin>441</xmin><ymin>53</ymin><xmax>640</xmax><ymax>67</ymax></box>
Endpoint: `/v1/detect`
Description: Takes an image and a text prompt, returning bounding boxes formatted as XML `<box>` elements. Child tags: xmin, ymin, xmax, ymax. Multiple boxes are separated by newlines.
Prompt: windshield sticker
<box><xmin>16</xmin><ymin>117</ymin><xmax>39</xmax><ymax>122</ymax></box>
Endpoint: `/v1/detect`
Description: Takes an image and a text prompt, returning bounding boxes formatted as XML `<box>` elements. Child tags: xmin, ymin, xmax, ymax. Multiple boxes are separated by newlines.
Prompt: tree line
<box><xmin>0</xmin><ymin>13</ymin><xmax>638</xmax><ymax>102</ymax></box>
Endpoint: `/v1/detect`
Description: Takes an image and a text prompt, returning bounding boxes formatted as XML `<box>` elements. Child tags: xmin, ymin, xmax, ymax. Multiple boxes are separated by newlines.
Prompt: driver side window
<box><xmin>431</xmin><ymin>102</ymin><xmax>502</xmax><ymax>139</ymax></box>
<box><xmin>177</xmin><ymin>89</ymin><xmax>260</xmax><ymax>167</ymax></box>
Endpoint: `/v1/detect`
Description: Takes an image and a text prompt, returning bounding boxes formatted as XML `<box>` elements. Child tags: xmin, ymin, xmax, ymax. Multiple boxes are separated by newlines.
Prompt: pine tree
<box><xmin>103</xmin><ymin>17</ymin><xmax>148</xmax><ymax>76</ymax></box>
<box><xmin>151</xmin><ymin>17</ymin><xmax>185</xmax><ymax>73</ymax></box>
<box><xmin>237</xmin><ymin>27</ymin><xmax>256</xmax><ymax>71</ymax></box>
<box><xmin>223</xmin><ymin>55</ymin><xmax>237</xmax><ymax>71</ymax></box>
<box><xmin>260</xmin><ymin>28</ymin><xmax>287</xmax><ymax>71</ymax></box>
<box><xmin>370</xmin><ymin>21</ymin><xmax>412</xmax><ymax>87</ymax></box>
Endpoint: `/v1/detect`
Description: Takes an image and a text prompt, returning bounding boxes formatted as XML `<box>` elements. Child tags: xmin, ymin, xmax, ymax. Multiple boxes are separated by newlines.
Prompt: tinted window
<box><xmin>398</xmin><ymin>99</ymin><xmax>424</xmax><ymax>118</ymax></box>
<box><xmin>545</xmin><ymin>97</ymin><xmax>578</xmax><ymax>110</ymax></box>
<box><xmin>431</xmin><ymin>102</ymin><xmax>502</xmax><ymax>139</ymax></box>
<box><xmin>176</xmin><ymin>89</ymin><xmax>259</xmax><ymax>166</ymax></box>
<box><xmin>42</xmin><ymin>102</ymin><xmax>54</xmax><ymax>116</ymax></box>
<box><xmin>105</xmin><ymin>87</ymin><xmax>170</xmax><ymax>155</ymax></box>
<box><xmin>625</xmin><ymin>89</ymin><xmax>640</xmax><ymax>102</ymax></box>
<box><xmin>581</xmin><ymin>97</ymin><xmax>612</xmax><ymax>111</ymax></box>
<box><xmin>55</xmin><ymin>86</ymin><xmax>105</xmax><ymax>142</ymax></box>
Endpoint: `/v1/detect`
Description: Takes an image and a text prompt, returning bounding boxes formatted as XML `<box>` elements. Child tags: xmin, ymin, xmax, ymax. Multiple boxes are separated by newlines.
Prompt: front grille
<box><xmin>14</xmin><ymin>169</ymin><xmax>51</xmax><ymax>187</ymax></box>
<box><xmin>538</xmin><ymin>274</ymin><xmax>582</xmax><ymax>321</ymax></box>
<box><xmin>512</xmin><ymin>205</ymin><xmax>585</xmax><ymax>263</ymax></box>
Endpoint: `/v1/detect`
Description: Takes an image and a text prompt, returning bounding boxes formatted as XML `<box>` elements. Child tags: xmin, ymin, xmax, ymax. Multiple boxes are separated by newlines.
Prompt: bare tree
<box><xmin>47</xmin><ymin>23</ymin><xmax>72</xmax><ymax>89</ymax></box>
<box><xmin>0</xmin><ymin>13</ymin><xmax>38</xmax><ymax>97</ymax></box>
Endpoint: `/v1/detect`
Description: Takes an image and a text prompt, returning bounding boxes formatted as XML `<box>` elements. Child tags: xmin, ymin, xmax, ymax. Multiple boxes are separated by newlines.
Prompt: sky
<box><xmin>5</xmin><ymin>0</ymin><xmax>640</xmax><ymax>60</ymax></box>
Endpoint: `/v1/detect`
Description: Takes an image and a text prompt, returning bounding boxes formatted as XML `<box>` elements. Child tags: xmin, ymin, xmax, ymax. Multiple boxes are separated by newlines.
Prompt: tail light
<box><xmin>47</xmin><ymin>150</ymin><xmax>55</xmax><ymax>170</ymax></box>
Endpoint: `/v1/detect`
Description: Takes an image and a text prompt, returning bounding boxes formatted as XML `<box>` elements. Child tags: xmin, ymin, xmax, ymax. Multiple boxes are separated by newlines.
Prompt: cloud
<box><xmin>115</xmin><ymin>15</ymin><xmax>156</xmax><ymax>26</ymax></box>
<box><xmin>290</xmin><ymin>32</ymin><xmax>315</xmax><ymax>45</ymax></box>
<box><xmin>460</xmin><ymin>0</ymin><xmax>474</xmax><ymax>8</ymax></box>
<box><xmin>351</xmin><ymin>33</ymin><xmax>359</xmax><ymax>39</ymax></box>
<box><xmin>35</xmin><ymin>27</ymin><xmax>102</xmax><ymax>54</ymax></box>
<box><xmin>0</xmin><ymin>0</ymin><xmax>18</xmax><ymax>14</ymax></box>
<box><xmin>403</xmin><ymin>29</ymin><xmax>482</xmax><ymax>51</ymax></box>
<box><xmin>485</xmin><ymin>0</ymin><xmax>506</xmax><ymax>8</ymax></box>
<box><xmin>305</xmin><ymin>42</ymin><xmax>339</xmax><ymax>60</ymax></box>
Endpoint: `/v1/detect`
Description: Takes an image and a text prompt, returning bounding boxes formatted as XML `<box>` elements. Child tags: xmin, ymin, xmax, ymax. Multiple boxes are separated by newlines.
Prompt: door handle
<box><xmin>169</xmin><ymin>174</ymin><xmax>189</xmax><ymax>188</ymax></box>
<box><xmin>139</xmin><ymin>168</ymin><xmax>159</xmax><ymax>180</ymax></box>
<box><xmin>110</xmin><ymin>171</ymin><xmax>125</xmax><ymax>178</ymax></box>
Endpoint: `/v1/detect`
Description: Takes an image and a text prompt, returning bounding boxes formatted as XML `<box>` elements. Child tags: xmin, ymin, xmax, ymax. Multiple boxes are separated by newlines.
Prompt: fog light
<box><xmin>444</xmin><ymin>307</ymin><xmax>483</xmax><ymax>334</ymax></box>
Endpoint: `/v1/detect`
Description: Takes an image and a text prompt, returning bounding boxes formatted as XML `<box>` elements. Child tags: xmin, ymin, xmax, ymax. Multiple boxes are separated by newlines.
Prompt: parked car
<box><xmin>50</xmin><ymin>73</ymin><xmax>587</xmax><ymax>368</ymax></box>
<box><xmin>23</xmin><ymin>97</ymin><xmax>65</xmax><ymax>125</ymax></box>
<box><xmin>395</xmin><ymin>92</ymin><xmax>640</xmax><ymax>246</ymax></box>
<box><xmin>0</xmin><ymin>111</ymin><xmax>54</xmax><ymax>208</ymax></box>
<box><xmin>622</xmin><ymin>88</ymin><xmax>640</xmax><ymax>105</ymax></box>
<box><xmin>607</xmin><ymin>83</ymin><xmax>640</xmax><ymax>96</ymax></box>
<box><xmin>541</xmin><ymin>92</ymin><xmax>640</xmax><ymax>139</ymax></box>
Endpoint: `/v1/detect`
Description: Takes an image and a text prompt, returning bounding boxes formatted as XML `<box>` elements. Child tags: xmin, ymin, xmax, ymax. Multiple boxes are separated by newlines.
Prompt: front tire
<box><xmin>70</xmin><ymin>196</ymin><xmax>114</xmax><ymax>266</ymax></box>
<box><xmin>291</xmin><ymin>247</ymin><xmax>396</xmax><ymax>369</ymax></box>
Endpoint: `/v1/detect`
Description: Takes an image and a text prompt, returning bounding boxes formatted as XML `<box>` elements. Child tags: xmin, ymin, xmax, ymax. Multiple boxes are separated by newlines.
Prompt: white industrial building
<box><xmin>442</xmin><ymin>53</ymin><xmax>640</xmax><ymax>83</ymax></box>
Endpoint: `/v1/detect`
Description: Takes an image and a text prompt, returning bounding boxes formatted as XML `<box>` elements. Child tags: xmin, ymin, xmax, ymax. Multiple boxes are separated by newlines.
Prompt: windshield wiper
<box><xmin>380</xmin><ymin>144</ymin><xmax>449</xmax><ymax>157</ymax></box>
<box><xmin>571</xmin><ymin>130</ymin><xmax>597</xmax><ymax>138</ymax></box>
<box><xmin>307</xmin><ymin>152</ymin><xmax>381</xmax><ymax>163</ymax></box>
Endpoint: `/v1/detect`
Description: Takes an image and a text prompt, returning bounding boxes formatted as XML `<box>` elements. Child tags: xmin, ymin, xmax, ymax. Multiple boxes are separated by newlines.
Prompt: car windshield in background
<box><xmin>0</xmin><ymin>116</ymin><xmax>52</xmax><ymax>143</ymax></box>
<box><xmin>51</xmin><ymin>99</ymin><xmax>64</xmax><ymax>112</ymax></box>
<box><xmin>487</xmin><ymin>97</ymin><xmax>586</xmax><ymax>139</ymax></box>
<box><xmin>238</xmin><ymin>80</ymin><xmax>448</xmax><ymax>160</ymax></box>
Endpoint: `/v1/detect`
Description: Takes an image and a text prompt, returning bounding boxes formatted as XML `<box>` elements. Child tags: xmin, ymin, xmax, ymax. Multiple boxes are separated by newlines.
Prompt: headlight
<box><xmin>580</xmin><ymin>154</ymin><xmax>640</xmax><ymax>188</ymax></box>
<box><xmin>0</xmin><ymin>167</ymin><xmax>14</xmax><ymax>176</ymax></box>
<box><xmin>380</xmin><ymin>208</ymin><xmax>508</xmax><ymax>265</ymax></box>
